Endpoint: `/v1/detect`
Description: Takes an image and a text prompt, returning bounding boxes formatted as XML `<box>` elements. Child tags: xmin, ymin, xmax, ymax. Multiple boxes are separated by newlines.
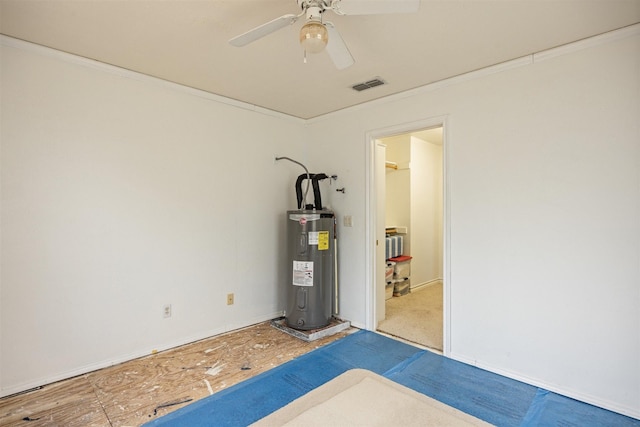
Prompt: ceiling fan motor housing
<box><xmin>298</xmin><ymin>0</ymin><xmax>331</xmax><ymax>16</ymax></box>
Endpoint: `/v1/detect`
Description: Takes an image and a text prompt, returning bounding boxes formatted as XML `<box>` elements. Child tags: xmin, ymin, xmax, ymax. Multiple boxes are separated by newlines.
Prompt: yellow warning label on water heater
<box><xmin>318</xmin><ymin>231</ymin><xmax>329</xmax><ymax>250</ymax></box>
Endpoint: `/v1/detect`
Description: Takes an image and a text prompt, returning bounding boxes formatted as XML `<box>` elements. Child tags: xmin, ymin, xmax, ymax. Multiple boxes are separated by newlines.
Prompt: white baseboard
<box><xmin>449</xmin><ymin>351</ymin><xmax>640</xmax><ymax>420</ymax></box>
<box><xmin>410</xmin><ymin>278</ymin><xmax>443</xmax><ymax>290</ymax></box>
<box><xmin>0</xmin><ymin>311</ymin><xmax>283</xmax><ymax>398</ymax></box>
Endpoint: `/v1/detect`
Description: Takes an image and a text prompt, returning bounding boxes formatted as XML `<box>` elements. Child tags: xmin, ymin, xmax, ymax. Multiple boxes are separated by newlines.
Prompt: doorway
<box><xmin>365</xmin><ymin>118</ymin><xmax>449</xmax><ymax>354</ymax></box>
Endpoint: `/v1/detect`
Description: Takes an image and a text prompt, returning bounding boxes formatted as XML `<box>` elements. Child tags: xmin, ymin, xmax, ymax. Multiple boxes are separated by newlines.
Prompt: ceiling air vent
<box><xmin>351</xmin><ymin>78</ymin><xmax>386</xmax><ymax>92</ymax></box>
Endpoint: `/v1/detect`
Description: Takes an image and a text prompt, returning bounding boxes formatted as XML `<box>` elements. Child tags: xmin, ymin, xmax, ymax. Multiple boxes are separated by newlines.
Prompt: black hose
<box><xmin>311</xmin><ymin>173</ymin><xmax>328</xmax><ymax>210</ymax></box>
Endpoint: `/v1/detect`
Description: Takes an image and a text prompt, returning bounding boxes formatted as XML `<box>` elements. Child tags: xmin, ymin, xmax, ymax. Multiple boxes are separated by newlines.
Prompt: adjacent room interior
<box><xmin>377</xmin><ymin>128</ymin><xmax>444</xmax><ymax>351</ymax></box>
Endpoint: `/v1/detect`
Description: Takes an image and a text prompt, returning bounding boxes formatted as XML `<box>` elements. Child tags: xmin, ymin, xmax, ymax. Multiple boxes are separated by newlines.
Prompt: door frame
<box><xmin>364</xmin><ymin>116</ymin><xmax>451</xmax><ymax>356</ymax></box>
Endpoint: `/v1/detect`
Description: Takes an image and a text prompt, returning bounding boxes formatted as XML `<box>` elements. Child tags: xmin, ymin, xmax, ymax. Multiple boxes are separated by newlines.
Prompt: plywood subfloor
<box><xmin>0</xmin><ymin>321</ymin><xmax>354</xmax><ymax>427</ymax></box>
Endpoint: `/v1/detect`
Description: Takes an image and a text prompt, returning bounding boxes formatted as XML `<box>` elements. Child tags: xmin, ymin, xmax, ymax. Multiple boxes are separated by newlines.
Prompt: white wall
<box><xmin>308</xmin><ymin>30</ymin><xmax>640</xmax><ymax>417</ymax></box>
<box><xmin>0</xmin><ymin>38</ymin><xmax>307</xmax><ymax>396</ymax></box>
<box><xmin>384</xmin><ymin>134</ymin><xmax>411</xmax><ymax>264</ymax></box>
<box><xmin>384</xmin><ymin>135</ymin><xmax>410</xmax><ymax>234</ymax></box>
<box><xmin>410</xmin><ymin>136</ymin><xmax>443</xmax><ymax>286</ymax></box>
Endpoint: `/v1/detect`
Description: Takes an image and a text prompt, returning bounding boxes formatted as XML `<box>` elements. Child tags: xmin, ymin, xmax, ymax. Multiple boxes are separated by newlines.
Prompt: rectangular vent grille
<box><xmin>352</xmin><ymin>78</ymin><xmax>386</xmax><ymax>92</ymax></box>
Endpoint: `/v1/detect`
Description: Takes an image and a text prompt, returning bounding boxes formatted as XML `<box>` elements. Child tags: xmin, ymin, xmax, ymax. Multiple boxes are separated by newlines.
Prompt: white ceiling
<box><xmin>1</xmin><ymin>1</ymin><xmax>639</xmax><ymax>119</ymax></box>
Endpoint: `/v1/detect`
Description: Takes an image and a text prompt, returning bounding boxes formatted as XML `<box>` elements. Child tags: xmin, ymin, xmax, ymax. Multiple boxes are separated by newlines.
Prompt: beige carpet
<box><xmin>378</xmin><ymin>282</ymin><xmax>443</xmax><ymax>351</ymax></box>
<box><xmin>251</xmin><ymin>369</ymin><xmax>490</xmax><ymax>426</ymax></box>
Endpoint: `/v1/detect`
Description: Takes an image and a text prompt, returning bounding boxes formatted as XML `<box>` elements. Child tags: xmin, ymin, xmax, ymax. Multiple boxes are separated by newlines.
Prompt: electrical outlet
<box><xmin>163</xmin><ymin>304</ymin><xmax>172</xmax><ymax>318</ymax></box>
<box><xmin>227</xmin><ymin>293</ymin><xmax>234</xmax><ymax>305</ymax></box>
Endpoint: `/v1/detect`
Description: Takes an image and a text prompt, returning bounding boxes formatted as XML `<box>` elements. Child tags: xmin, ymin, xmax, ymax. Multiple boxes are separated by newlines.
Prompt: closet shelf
<box><xmin>386</xmin><ymin>226</ymin><xmax>408</xmax><ymax>234</ymax></box>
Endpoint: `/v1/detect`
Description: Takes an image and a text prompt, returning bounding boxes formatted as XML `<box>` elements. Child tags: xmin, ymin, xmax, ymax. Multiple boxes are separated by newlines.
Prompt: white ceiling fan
<box><xmin>229</xmin><ymin>0</ymin><xmax>420</xmax><ymax>70</ymax></box>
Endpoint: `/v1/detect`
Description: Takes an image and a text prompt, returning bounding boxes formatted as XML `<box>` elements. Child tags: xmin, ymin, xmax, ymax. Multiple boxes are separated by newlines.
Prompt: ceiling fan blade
<box><xmin>331</xmin><ymin>0</ymin><xmax>420</xmax><ymax>15</ymax></box>
<box><xmin>324</xmin><ymin>22</ymin><xmax>355</xmax><ymax>70</ymax></box>
<box><xmin>229</xmin><ymin>14</ymin><xmax>299</xmax><ymax>47</ymax></box>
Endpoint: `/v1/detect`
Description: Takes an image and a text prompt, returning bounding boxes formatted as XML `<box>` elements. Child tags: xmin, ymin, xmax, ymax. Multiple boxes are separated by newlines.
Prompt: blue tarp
<box><xmin>145</xmin><ymin>330</ymin><xmax>640</xmax><ymax>427</ymax></box>
<box><xmin>144</xmin><ymin>330</ymin><xmax>421</xmax><ymax>427</ymax></box>
<box><xmin>520</xmin><ymin>388</ymin><xmax>639</xmax><ymax>427</ymax></box>
<box><xmin>384</xmin><ymin>349</ymin><xmax>537</xmax><ymax>426</ymax></box>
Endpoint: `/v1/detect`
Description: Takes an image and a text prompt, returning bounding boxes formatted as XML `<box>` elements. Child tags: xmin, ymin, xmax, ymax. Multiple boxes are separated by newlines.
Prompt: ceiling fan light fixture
<box><xmin>299</xmin><ymin>21</ymin><xmax>328</xmax><ymax>53</ymax></box>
